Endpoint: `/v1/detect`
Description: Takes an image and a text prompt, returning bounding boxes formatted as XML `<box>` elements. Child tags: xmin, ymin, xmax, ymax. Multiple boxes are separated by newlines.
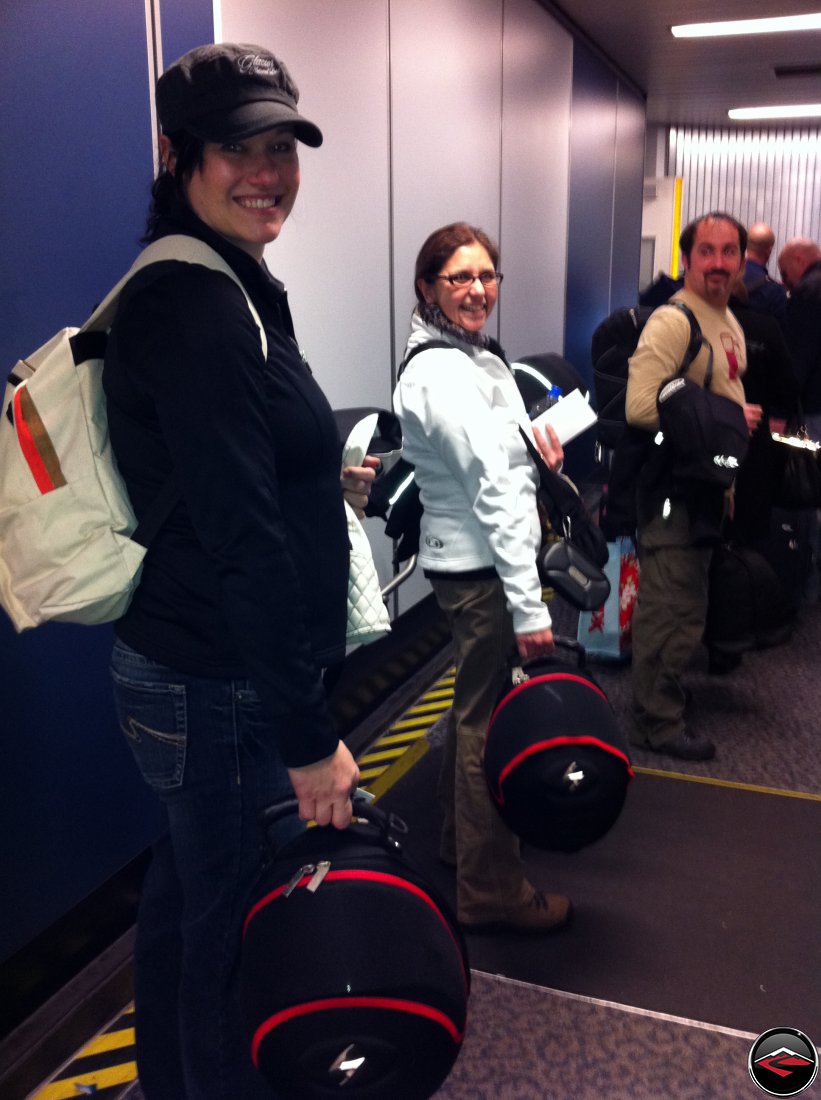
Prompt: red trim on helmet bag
<box><xmin>251</xmin><ymin>995</ymin><xmax>465</xmax><ymax>1066</ymax></box>
<box><xmin>490</xmin><ymin>672</ymin><xmax>609</xmax><ymax>730</ymax></box>
<box><xmin>489</xmin><ymin>735</ymin><xmax>633</xmax><ymax>805</ymax></box>
<box><xmin>243</xmin><ymin>869</ymin><xmax>468</xmax><ymax>988</ymax></box>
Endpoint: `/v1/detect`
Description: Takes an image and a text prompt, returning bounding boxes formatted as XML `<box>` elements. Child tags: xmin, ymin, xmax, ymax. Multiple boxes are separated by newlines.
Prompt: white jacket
<box><xmin>393</xmin><ymin>313</ymin><xmax>550</xmax><ymax>635</ymax></box>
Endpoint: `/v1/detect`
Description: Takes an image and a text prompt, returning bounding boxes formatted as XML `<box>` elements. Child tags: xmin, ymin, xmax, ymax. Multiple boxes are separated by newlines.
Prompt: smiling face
<box><xmin>419</xmin><ymin>243</ymin><xmax>498</xmax><ymax>333</ymax></box>
<box><xmin>162</xmin><ymin>126</ymin><xmax>300</xmax><ymax>261</ymax></box>
<box><xmin>682</xmin><ymin>217</ymin><xmax>743</xmax><ymax>307</ymax></box>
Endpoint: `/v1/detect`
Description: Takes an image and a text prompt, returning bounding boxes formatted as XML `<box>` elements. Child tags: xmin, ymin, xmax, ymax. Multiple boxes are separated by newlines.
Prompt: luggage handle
<box><xmin>257</xmin><ymin>790</ymin><xmax>409</xmax><ymax>858</ymax></box>
<box><xmin>511</xmin><ymin>635</ymin><xmax>586</xmax><ymax>684</ymax></box>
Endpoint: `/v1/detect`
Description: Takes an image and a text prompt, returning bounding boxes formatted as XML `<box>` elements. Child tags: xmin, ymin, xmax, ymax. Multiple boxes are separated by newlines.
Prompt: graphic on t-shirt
<box><xmin>721</xmin><ymin>332</ymin><xmax>740</xmax><ymax>379</ymax></box>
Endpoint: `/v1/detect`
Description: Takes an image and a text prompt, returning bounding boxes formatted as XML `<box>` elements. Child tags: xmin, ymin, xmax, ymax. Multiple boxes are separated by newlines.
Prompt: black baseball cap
<box><xmin>156</xmin><ymin>43</ymin><xmax>323</xmax><ymax>147</ymax></box>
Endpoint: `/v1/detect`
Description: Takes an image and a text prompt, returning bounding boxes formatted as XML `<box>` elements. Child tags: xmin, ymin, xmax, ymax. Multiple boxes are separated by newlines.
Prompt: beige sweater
<box><xmin>626</xmin><ymin>288</ymin><xmax>746</xmax><ymax>432</ymax></box>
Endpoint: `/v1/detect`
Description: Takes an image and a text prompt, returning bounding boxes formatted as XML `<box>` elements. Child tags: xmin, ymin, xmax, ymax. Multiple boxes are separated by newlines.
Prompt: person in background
<box><xmin>743</xmin><ymin>222</ymin><xmax>788</xmax><ymax>330</ymax></box>
<box><xmin>393</xmin><ymin>222</ymin><xmax>571</xmax><ymax>935</ymax></box>
<box><xmin>626</xmin><ymin>212</ymin><xmax>762</xmax><ymax>762</ymax></box>
<box><xmin>778</xmin><ymin>238</ymin><xmax>821</xmax><ymax>440</ymax></box>
<box><xmin>728</xmin><ymin>275</ymin><xmax>800</xmax><ymax>544</ymax></box>
<box><xmin>778</xmin><ymin>237</ymin><xmax>821</xmax><ymax>598</ymax></box>
<box><xmin>102</xmin><ymin>43</ymin><xmax>375</xmax><ymax>1099</ymax></box>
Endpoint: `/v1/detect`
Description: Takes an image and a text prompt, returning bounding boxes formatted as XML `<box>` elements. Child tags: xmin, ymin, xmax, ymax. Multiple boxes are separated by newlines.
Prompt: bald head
<box><xmin>746</xmin><ymin>222</ymin><xmax>776</xmax><ymax>264</ymax></box>
<box><xmin>778</xmin><ymin>238</ymin><xmax>821</xmax><ymax>291</ymax></box>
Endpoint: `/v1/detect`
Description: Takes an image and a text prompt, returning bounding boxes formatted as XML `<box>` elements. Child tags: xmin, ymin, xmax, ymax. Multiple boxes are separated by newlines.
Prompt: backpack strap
<box><xmin>83</xmin><ymin>234</ymin><xmax>268</xmax><ymax>360</ymax></box>
<box><xmin>397</xmin><ymin>339</ymin><xmax>453</xmax><ymax>378</ymax></box>
<box><xmin>661</xmin><ymin>300</ymin><xmax>714</xmax><ymax>388</ymax></box>
<box><xmin>93</xmin><ymin>236</ymin><xmax>269</xmax><ymax>550</ymax></box>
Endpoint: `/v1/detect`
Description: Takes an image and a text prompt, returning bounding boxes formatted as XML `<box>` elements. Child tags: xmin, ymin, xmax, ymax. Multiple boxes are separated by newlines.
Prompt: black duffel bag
<box><xmin>483</xmin><ymin>641</ymin><xmax>632</xmax><ymax>852</ymax></box>
<box><xmin>240</xmin><ymin>795</ymin><xmax>470</xmax><ymax>1099</ymax></box>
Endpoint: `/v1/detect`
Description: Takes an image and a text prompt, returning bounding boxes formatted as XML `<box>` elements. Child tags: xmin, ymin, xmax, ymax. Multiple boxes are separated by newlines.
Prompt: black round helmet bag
<box><xmin>240</xmin><ymin>802</ymin><xmax>470</xmax><ymax>1099</ymax></box>
<box><xmin>484</xmin><ymin>659</ymin><xmax>632</xmax><ymax>852</ymax></box>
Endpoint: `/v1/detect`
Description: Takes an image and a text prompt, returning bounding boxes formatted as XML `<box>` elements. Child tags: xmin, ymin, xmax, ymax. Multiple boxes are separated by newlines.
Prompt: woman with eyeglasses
<box><xmin>393</xmin><ymin>222</ymin><xmax>571</xmax><ymax>934</ymax></box>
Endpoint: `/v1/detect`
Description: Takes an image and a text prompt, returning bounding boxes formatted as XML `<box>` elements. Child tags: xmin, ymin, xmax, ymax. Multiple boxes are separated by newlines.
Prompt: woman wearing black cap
<box><xmin>103</xmin><ymin>44</ymin><xmax>367</xmax><ymax>1098</ymax></box>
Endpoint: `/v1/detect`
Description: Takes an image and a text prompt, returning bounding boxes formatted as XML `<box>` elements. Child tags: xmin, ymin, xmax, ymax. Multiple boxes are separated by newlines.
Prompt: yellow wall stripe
<box><xmin>670</xmin><ymin>176</ymin><xmax>683</xmax><ymax>277</ymax></box>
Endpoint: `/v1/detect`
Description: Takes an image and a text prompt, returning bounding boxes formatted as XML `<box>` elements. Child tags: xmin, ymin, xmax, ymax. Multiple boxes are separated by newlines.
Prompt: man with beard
<box><xmin>625</xmin><ymin>213</ymin><xmax>762</xmax><ymax>762</ymax></box>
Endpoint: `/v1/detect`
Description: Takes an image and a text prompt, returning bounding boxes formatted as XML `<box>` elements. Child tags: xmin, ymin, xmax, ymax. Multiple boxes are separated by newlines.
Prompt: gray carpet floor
<box><xmin>551</xmin><ymin>592</ymin><xmax>821</xmax><ymax>796</ymax></box>
<box><xmin>436</xmin><ymin>972</ymin><xmax>757</xmax><ymax>1100</ymax></box>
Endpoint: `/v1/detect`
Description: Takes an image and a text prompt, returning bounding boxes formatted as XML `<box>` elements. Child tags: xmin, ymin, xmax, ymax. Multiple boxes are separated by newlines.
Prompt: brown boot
<box><xmin>460</xmin><ymin>891</ymin><xmax>572</xmax><ymax>934</ymax></box>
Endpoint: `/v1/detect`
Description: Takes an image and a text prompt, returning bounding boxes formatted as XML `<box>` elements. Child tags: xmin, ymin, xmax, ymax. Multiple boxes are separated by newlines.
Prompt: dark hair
<box><xmin>679</xmin><ymin>211</ymin><xmax>747</xmax><ymax>263</ymax></box>
<box><xmin>414</xmin><ymin>222</ymin><xmax>499</xmax><ymax>305</ymax></box>
<box><xmin>141</xmin><ymin>130</ymin><xmax>206</xmax><ymax>243</ymax></box>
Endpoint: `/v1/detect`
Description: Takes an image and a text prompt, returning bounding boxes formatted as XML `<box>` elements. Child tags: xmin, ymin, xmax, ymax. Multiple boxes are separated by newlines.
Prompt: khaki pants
<box><xmin>430</xmin><ymin>574</ymin><xmax>533</xmax><ymax>921</ymax></box>
<box><xmin>631</xmin><ymin>498</ymin><xmax>712</xmax><ymax>747</ymax></box>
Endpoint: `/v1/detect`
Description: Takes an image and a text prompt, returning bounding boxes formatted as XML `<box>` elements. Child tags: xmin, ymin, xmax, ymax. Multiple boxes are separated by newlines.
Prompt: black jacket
<box><xmin>785</xmin><ymin>259</ymin><xmax>821</xmax><ymax>415</ymax></box>
<box><xmin>730</xmin><ymin>298</ymin><xmax>801</xmax><ymax>541</ymax></box>
<box><xmin>731</xmin><ymin>298</ymin><xmax>799</xmax><ymax>419</ymax></box>
<box><xmin>103</xmin><ymin>203</ymin><xmax>348</xmax><ymax>767</ymax></box>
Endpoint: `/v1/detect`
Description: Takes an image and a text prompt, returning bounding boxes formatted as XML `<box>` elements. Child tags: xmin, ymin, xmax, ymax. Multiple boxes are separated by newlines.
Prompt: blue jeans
<box><xmin>110</xmin><ymin>639</ymin><xmax>303</xmax><ymax>1100</ymax></box>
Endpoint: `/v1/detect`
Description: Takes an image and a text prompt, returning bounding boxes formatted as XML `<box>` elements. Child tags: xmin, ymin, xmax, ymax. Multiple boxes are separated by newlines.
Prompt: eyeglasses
<box><xmin>435</xmin><ymin>270</ymin><xmax>504</xmax><ymax>287</ymax></box>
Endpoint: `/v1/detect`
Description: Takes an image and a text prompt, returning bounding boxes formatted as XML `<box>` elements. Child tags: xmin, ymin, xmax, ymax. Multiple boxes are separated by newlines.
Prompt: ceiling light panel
<box><xmin>728</xmin><ymin>103</ymin><xmax>821</xmax><ymax>118</ymax></box>
<box><xmin>672</xmin><ymin>13</ymin><xmax>821</xmax><ymax>37</ymax></box>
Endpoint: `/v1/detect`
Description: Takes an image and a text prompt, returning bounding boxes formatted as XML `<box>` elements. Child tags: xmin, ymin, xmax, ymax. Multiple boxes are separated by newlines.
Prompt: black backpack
<box><xmin>593</xmin><ymin>301</ymin><xmax>705</xmax><ymax>539</ymax></box>
<box><xmin>592</xmin><ymin>301</ymin><xmax>702</xmax><ymax>452</ymax></box>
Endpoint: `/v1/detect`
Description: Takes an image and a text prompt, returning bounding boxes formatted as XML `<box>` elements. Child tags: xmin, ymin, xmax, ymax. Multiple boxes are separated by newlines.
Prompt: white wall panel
<box><xmin>218</xmin><ymin>0</ymin><xmax>396</xmax><ymax>598</ymax></box>
<box><xmin>219</xmin><ymin>0</ymin><xmax>393</xmax><ymax>409</ymax></box>
<box><xmin>389</xmin><ymin>0</ymin><xmax>505</xmax><ymax>359</ymax></box>
<box><xmin>498</xmin><ymin>0</ymin><xmax>571</xmax><ymax>360</ymax></box>
<box><xmin>388</xmin><ymin>0</ymin><xmax>505</xmax><ymax>612</ymax></box>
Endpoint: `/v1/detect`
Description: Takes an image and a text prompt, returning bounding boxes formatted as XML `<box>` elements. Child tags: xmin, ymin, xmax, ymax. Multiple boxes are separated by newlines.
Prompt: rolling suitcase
<box><xmin>483</xmin><ymin>642</ymin><xmax>632</xmax><ymax>852</ymax></box>
<box><xmin>240</xmin><ymin>796</ymin><xmax>470</xmax><ymax>1099</ymax></box>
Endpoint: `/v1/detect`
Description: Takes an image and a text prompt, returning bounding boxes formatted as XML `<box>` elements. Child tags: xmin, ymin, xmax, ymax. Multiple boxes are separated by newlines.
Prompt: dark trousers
<box><xmin>430</xmin><ymin>574</ymin><xmax>534</xmax><ymax>920</ymax></box>
<box><xmin>631</xmin><ymin>498</ymin><xmax>712</xmax><ymax>746</ymax></box>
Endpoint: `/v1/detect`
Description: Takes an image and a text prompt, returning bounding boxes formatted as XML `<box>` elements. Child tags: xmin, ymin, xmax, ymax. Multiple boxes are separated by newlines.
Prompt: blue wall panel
<box><xmin>0</xmin><ymin>0</ymin><xmax>168</xmax><ymax>961</ymax></box>
<box><xmin>564</xmin><ymin>41</ymin><xmax>644</xmax><ymax>393</ymax></box>
<box><xmin>0</xmin><ymin>0</ymin><xmax>154</xmax><ymax>365</ymax></box>
<box><xmin>611</xmin><ymin>86</ymin><xmax>646</xmax><ymax>309</ymax></box>
<box><xmin>565</xmin><ymin>41</ymin><xmax>617</xmax><ymax>391</ymax></box>
<box><xmin>159</xmin><ymin>0</ymin><xmax>215</xmax><ymax>70</ymax></box>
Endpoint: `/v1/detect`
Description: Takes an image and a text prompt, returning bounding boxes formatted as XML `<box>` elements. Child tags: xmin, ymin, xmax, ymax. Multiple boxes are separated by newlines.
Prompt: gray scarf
<box><xmin>418</xmin><ymin>302</ymin><xmax>491</xmax><ymax>349</ymax></box>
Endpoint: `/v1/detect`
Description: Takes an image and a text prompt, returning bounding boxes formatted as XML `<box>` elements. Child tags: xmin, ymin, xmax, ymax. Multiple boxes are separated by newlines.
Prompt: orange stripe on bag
<box><xmin>13</xmin><ymin>386</ymin><xmax>67</xmax><ymax>494</ymax></box>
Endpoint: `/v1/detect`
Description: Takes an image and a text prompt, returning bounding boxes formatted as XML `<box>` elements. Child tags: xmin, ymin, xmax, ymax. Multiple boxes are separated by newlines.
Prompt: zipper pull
<box><xmin>283</xmin><ymin>863</ymin><xmax>315</xmax><ymax>898</ymax></box>
<box><xmin>307</xmin><ymin>861</ymin><xmax>331</xmax><ymax>893</ymax></box>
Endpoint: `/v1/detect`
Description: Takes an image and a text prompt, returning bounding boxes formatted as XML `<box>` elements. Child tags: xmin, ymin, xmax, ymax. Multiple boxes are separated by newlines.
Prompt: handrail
<box><xmin>380</xmin><ymin>554</ymin><xmax>418</xmax><ymax>599</ymax></box>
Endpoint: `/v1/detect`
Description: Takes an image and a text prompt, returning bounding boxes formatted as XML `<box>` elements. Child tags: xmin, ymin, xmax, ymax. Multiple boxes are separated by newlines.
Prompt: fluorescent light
<box><xmin>728</xmin><ymin>103</ymin><xmax>821</xmax><ymax>119</ymax></box>
<box><xmin>672</xmin><ymin>13</ymin><xmax>821</xmax><ymax>37</ymax></box>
